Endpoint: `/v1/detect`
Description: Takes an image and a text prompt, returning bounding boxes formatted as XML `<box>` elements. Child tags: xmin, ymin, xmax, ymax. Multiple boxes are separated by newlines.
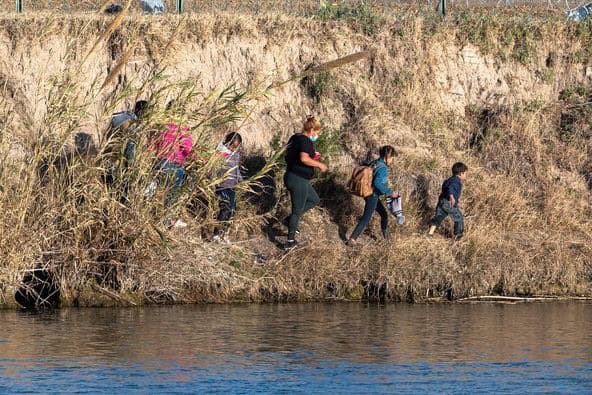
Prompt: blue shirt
<box><xmin>439</xmin><ymin>175</ymin><xmax>463</xmax><ymax>207</ymax></box>
<box><xmin>372</xmin><ymin>158</ymin><xmax>393</xmax><ymax>196</ymax></box>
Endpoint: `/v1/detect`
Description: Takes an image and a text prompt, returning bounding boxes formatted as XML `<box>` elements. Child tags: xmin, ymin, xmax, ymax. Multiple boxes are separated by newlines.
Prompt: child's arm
<box><xmin>181</xmin><ymin>135</ymin><xmax>193</xmax><ymax>156</ymax></box>
<box><xmin>447</xmin><ymin>179</ymin><xmax>461</xmax><ymax>206</ymax></box>
<box><xmin>449</xmin><ymin>194</ymin><xmax>456</xmax><ymax>206</ymax></box>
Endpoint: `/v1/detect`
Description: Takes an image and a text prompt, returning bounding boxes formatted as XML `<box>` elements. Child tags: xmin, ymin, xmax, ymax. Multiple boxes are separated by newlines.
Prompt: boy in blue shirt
<box><xmin>428</xmin><ymin>162</ymin><xmax>468</xmax><ymax>239</ymax></box>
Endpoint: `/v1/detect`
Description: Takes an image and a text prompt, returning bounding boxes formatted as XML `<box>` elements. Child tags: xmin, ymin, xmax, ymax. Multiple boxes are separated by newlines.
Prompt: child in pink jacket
<box><xmin>152</xmin><ymin>123</ymin><xmax>193</xmax><ymax>208</ymax></box>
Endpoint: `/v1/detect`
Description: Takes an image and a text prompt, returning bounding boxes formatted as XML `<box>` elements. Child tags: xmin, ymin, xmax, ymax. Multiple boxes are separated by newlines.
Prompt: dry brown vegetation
<box><xmin>0</xmin><ymin>6</ymin><xmax>591</xmax><ymax>308</ymax></box>
<box><xmin>2</xmin><ymin>0</ymin><xmax>577</xmax><ymax>14</ymax></box>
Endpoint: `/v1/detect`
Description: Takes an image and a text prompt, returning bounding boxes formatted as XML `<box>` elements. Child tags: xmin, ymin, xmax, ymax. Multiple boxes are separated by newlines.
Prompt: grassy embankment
<box><xmin>0</xmin><ymin>4</ymin><xmax>591</xmax><ymax>308</ymax></box>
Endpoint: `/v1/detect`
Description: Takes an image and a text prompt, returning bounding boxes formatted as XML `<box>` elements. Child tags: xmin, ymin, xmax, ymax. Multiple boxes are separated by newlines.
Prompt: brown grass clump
<box><xmin>0</xmin><ymin>8</ymin><xmax>591</xmax><ymax>308</ymax></box>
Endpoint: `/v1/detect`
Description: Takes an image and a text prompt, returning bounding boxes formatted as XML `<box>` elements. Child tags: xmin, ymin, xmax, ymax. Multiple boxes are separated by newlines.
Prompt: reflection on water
<box><xmin>0</xmin><ymin>303</ymin><xmax>590</xmax><ymax>393</ymax></box>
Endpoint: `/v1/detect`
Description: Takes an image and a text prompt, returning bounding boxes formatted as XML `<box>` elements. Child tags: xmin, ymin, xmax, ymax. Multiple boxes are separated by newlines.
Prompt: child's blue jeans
<box><xmin>350</xmin><ymin>193</ymin><xmax>389</xmax><ymax>240</ymax></box>
<box><xmin>157</xmin><ymin>160</ymin><xmax>186</xmax><ymax>207</ymax></box>
<box><xmin>431</xmin><ymin>199</ymin><xmax>464</xmax><ymax>236</ymax></box>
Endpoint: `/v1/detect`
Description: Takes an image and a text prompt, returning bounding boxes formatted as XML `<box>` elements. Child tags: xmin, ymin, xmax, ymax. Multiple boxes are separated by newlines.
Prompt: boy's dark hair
<box><xmin>452</xmin><ymin>162</ymin><xmax>468</xmax><ymax>175</ymax></box>
<box><xmin>134</xmin><ymin>100</ymin><xmax>149</xmax><ymax>118</ymax></box>
<box><xmin>379</xmin><ymin>145</ymin><xmax>397</xmax><ymax>159</ymax></box>
<box><xmin>224</xmin><ymin>132</ymin><xmax>242</xmax><ymax>146</ymax></box>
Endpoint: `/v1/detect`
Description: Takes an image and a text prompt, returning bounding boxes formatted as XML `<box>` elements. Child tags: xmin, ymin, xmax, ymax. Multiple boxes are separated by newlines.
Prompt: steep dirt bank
<box><xmin>0</xmin><ymin>12</ymin><xmax>590</xmax><ymax>143</ymax></box>
<box><xmin>0</xmin><ymin>10</ymin><xmax>591</xmax><ymax>307</ymax></box>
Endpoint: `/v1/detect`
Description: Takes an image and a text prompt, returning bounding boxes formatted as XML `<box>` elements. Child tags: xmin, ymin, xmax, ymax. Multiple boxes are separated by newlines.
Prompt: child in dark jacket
<box><xmin>428</xmin><ymin>162</ymin><xmax>468</xmax><ymax>239</ymax></box>
<box><xmin>213</xmin><ymin>132</ymin><xmax>243</xmax><ymax>239</ymax></box>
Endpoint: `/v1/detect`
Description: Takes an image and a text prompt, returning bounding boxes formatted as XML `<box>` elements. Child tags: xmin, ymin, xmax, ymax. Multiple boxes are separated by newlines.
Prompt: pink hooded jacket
<box><xmin>153</xmin><ymin>124</ymin><xmax>193</xmax><ymax>165</ymax></box>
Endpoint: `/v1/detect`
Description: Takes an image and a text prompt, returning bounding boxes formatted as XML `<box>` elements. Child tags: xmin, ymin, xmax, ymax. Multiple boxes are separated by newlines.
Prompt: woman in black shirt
<box><xmin>283</xmin><ymin>116</ymin><xmax>328</xmax><ymax>249</ymax></box>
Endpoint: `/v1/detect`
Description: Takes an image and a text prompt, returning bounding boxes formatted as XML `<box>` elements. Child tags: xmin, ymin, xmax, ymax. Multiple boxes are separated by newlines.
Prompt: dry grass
<box><xmin>0</xmin><ymin>7</ymin><xmax>591</xmax><ymax>308</ymax></box>
<box><xmin>3</xmin><ymin>0</ymin><xmax>578</xmax><ymax>15</ymax></box>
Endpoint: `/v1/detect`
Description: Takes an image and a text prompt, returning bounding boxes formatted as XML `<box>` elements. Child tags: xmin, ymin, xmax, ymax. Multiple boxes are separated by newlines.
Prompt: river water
<box><xmin>0</xmin><ymin>302</ymin><xmax>590</xmax><ymax>393</ymax></box>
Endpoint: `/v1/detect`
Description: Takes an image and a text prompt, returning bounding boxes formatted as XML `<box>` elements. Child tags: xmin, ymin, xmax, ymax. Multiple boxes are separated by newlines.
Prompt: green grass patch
<box><xmin>317</xmin><ymin>0</ymin><xmax>382</xmax><ymax>34</ymax></box>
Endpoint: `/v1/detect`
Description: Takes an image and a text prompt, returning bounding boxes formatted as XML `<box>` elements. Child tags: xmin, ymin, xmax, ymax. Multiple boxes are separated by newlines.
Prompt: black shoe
<box><xmin>284</xmin><ymin>240</ymin><xmax>298</xmax><ymax>251</ymax></box>
<box><xmin>382</xmin><ymin>229</ymin><xmax>391</xmax><ymax>241</ymax></box>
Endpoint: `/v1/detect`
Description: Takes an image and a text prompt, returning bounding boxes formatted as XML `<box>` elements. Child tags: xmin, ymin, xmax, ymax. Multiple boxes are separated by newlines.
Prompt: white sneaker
<box><xmin>173</xmin><ymin>219</ymin><xmax>188</xmax><ymax>228</ymax></box>
<box><xmin>213</xmin><ymin>234</ymin><xmax>231</xmax><ymax>244</ymax></box>
<box><xmin>144</xmin><ymin>181</ymin><xmax>158</xmax><ymax>197</ymax></box>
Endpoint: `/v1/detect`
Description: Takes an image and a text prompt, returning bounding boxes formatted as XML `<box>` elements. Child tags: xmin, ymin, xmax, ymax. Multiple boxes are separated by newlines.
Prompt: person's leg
<box><xmin>285</xmin><ymin>172</ymin><xmax>308</xmax><ymax>241</ymax></box>
<box><xmin>216</xmin><ymin>190</ymin><xmax>231</xmax><ymax>222</ymax></box>
<box><xmin>217</xmin><ymin>189</ymin><xmax>237</xmax><ymax>222</ymax></box>
<box><xmin>282</xmin><ymin>181</ymin><xmax>317</xmax><ymax>231</ymax></box>
<box><xmin>174</xmin><ymin>166</ymin><xmax>186</xmax><ymax>189</ymax></box>
<box><xmin>349</xmin><ymin>194</ymin><xmax>379</xmax><ymax>241</ymax></box>
<box><xmin>302</xmin><ymin>182</ymin><xmax>320</xmax><ymax>213</ymax></box>
<box><xmin>428</xmin><ymin>200</ymin><xmax>449</xmax><ymax>235</ymax></box>
<box><xmin>376</xmin><ymin>199</ymin><xmax>390</xmax><ymax>239</ymax></box>
<box><xmin>163</xmin><ymin>163</ymin><xmax>185</xmax><ymax>208</ymax></box>
<box><xmin>450</xmin><ymin>207</ymin><xmax>464</xmax><ymax>237</ymax></box>
<box><xmin>228</xmin><ymin>189</ymin><xmax>237</xmax><ymax>218</ymax></box>
<box><xmin>215</xmin><ymin>189</ymin><xmax>236</xmax><ymax>237</ymax></box>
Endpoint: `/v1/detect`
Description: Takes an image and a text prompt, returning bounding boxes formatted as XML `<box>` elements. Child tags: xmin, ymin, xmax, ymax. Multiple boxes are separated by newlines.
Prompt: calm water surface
<box><xmin>0</xmin><ymin>302</ymin><xmax>590</xmax><ymax>393</ymax></box>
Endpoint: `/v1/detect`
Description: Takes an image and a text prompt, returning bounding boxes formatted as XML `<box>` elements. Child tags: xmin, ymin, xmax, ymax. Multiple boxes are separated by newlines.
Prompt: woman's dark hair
<box><xmin>452</xmin><ymin>162</ymin><xmax>468</xmax><ymax>175</ymax></box>
<box><xmin>224</xmin><ymin>132</ymin><xmax>242</xmax><ymax>146</ymax></box>
<box><xmin>379</xmin><ymin>145</ymin><xmax>397</xmax><ymax>159</ymax></box>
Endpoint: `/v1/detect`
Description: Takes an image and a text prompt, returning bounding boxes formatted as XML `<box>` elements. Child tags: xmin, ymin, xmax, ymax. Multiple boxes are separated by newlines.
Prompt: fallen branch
<box><xmin>458</xmin><ymin>295</ymin><xmax>592</xmax><ymax>302</ymax></box>
<box><xmin>91</xmin><ymin>283</ymin><xmax>137</xmax><ymax>306</ymax></box>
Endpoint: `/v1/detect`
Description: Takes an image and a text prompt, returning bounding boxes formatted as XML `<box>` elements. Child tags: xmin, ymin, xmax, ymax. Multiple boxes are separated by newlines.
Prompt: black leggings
<box><xmin>284</xmin><ymin>172</ymin><xmax>320</xmax><ymax>240</ymax></box>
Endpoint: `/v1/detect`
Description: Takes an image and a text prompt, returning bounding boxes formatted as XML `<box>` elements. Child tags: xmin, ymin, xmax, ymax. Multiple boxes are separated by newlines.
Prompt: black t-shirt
<box><xmin>285</xmin><ymin>134</ymin><xmax>316</xmax><ymax>179</ymax></box>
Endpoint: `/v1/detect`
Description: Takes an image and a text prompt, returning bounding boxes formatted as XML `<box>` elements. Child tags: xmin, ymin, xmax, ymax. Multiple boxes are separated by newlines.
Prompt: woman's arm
<box><xmin>300</xmin><ymin>152</ymin><xmax>327</xmax><ymax>172</ymax></box>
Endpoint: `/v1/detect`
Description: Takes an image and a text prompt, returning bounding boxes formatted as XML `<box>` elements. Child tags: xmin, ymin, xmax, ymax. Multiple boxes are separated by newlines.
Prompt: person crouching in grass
<box><xmin>428</xmin><ymin>162</ymin><xmax>468</xmax><ymax>240</ymax></box>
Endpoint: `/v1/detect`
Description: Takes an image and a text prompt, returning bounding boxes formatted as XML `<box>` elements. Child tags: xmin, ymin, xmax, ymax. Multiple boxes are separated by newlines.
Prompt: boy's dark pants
<box><xmin>431</xmin><ymin>199</ymin><xmax>464</xmax><ymax>236</ymax></box>
<box><xmin>284</xmin><ymin>171</ymin><xmax>320</xmax><ymax>241</ymax></box>
<box><xmin>217</xmin><ymin>189</ymin><xmax>236</xmax><ymax>222</ymax></box>
<box><xmin>214</xmin><ymin>189</ymin><xmax>236</xmax><ymax>236</ymax></box>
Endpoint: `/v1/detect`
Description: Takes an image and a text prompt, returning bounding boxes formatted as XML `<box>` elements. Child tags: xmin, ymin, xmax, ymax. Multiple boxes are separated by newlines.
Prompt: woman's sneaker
<box><xmin>284</xmin><ymin>240</ymin><xmax>298</xmax><ymax>251</ymax></box>
<box><xmin>212</xmin><ymin>231</ymin><xmax>231</xmax><ymax>244</ymax></box>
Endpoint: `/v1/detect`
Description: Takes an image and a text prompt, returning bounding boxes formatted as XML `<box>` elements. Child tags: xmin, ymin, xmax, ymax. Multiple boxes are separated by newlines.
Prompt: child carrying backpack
<box><xmin>347</xmin><ymin>146</ymin><xmax>402</xmax><ymax>245</ymax></box>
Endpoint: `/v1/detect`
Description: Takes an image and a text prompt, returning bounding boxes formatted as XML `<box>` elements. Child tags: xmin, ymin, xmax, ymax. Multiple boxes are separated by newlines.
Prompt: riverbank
<box><xmin>0</xmin><ymin>7</ymin><xmax>591</xmax><ymax>308</ymax></box>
